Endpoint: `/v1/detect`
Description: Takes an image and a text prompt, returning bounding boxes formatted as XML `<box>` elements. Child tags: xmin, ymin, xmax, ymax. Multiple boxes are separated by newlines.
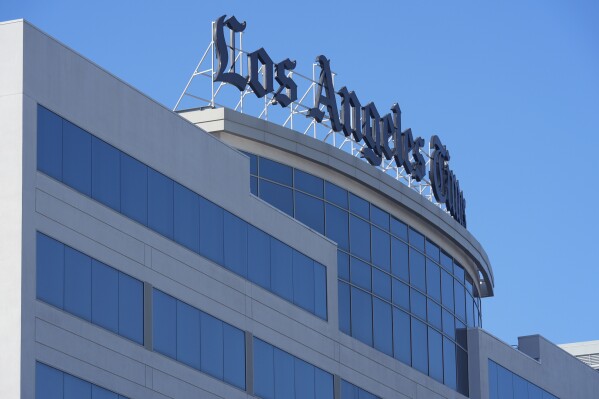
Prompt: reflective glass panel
<box><xmin>409</xmin><ymin>249</ymin><xmax>426</xmax><ymax>291</ymax></box>
<box><xmin>224</xmin><ymin>211</ymin><xmax>248</xmax><ymax>277</ymax></box>
<box><xmin>91</xmin><ymin>137</ymin><xmax>120</xmax><ymax>211</ymax></box>
<box><xmin>454</xmin><ymin>280</ymin><xmax>466</xmax><ymax>322</ymax></box>
<box><xmin>408</xmin><ymin>228</ymin><xmax>425</xmax><ymax>251</ymax></box>
<box><xmin>351</xmin><ymin>287</ymin><xmax>372</xmax><ymax>346</ymax></box>
<box><xmin>37</xmin><ymin>105</ymin><xmax>63</xmax><ymax>181</ymax></box>
<box><xmin>337</xmin><ymin>251</ymin><xmax>349</xmax><ymax>280</ymax></box>
<box><xmin>294</xmin><ymin>358</ymin><xmax>315</xmax><ymax>399</ymax></box>
<box><xmin>274</xmin><ymin>347</ymin><xmax>294</xmax><ymax>399</ymax></box>
<box><xmin>371</xmin><ymin>227</ymin><xmax>390</xmax><ymax>272</ymax></box>
<box><xmin>425</xmin><ymin>240</ymin><xmax>440</xmax><ymax>262</ymax></box>
<box><xmin>338</xmin><ymin>281</ymin><xmax>351</xmax><ymax>334</ymax></box>
<box><xmin>325</xmin><ymin>182</ymin><xmax>348</xmax><ymax>208</ymax></box>
<box><xmin>201</xmin><ymin>313</ymin><xmax>224</xmax><ymax>380</ymax></box>
<box><xmin>411</xmin><ymin>318</ymin><xmax>428</xmax><ymax>374</ymax></box>
<box><xmin>443</xmin><ymin>338</ymin><xmax>457</xmax><ymax>390</ymax></box>
<box><xmin>295</xmin><ymin>169</ymin><xmax>323</xmax><ymax>197</ymax></box>
<box><xmin>295</xmin><ymin>192</ymin><xmax>324</xmax><ymax>234</ymax></box>
<box><xmin>349</xmin><ymin>215</ymin><xmax>370</xmax><ymax>262</ymax></box>
<box><xmin>147</xmin><ymin>169</ymin><xmax>174</xmax><ymax>239</ymax></box>
<box><xmin>314</xmin><ymin>263</ymin><xmax>327</xmax><ymax>319</ymax></box>
<box><xmin>390</xmin><ymin>217</ymin><xmax>408</xmax><ymax>241</ymax></box>
<box><xmin>428</xmin><ymin>328</ymin><xmax>443</xmax><ymax>383</ymax></box>
<box><xmin>254</xmin><ymin>339</ymin><xmax>274</xmax><ymax>399</ymax></box>
<box><xmin>199</xmin><ymin>197</ymin><xmax>224</xmax><ymax>264</ymax></box>
<box><xmin>173</xmin><ymin>183</ymin><xmax>200</xmax><ymax>253</ymax></box>
<box><xmin>91</xmin><ymin>260</ymin><xmax>118</xmax><ymax>333</ymax></box>
<box><xmin>372</xmin><ymin>268</ymin><xmax>391</xmax><ymax>301</ymax></box>
<box><xmin>64</xmin><ymin>374</ymin><xmax>91</xmax><ymax>399</ymax></box>
<box><xmin>176</xmin><ymin>300</ymin><xmax>201</xmax><ymax>369</ymax></box>
<box><xmin>350</xmin><ymin>256</ymin><xmax>371</xmax><ymax>291</ymax></box>
<box><xmin>36</xmin><ymin>362</ymin><xmax>63</xmax><ymax>399</ymax></box>
<box><xmin>410</xmin><ymin>289</ymin><xmax>426</xmax><ymax>320</ymax></box>
<box><xmin>37</xmin><ymin>233</ymin><xmax>64</xmax><ymax>308</ymax></box>
<box><xmin>391</xmin><ymin>238</ymin><xmax>409</xmax><ymax>282</ymax></box>
<box><xmin>63</xmin><ymin>120</ymin><xmax>92</xmax><ymax>196</ymax></box>
<box><xmin>393</xmin><ymin>303</ymin><xmax>411</xmax><ymax>365</ymax></box>
<box><xmin>427</xmin><ymin>299</ymin><xmax>442</xmax><ymax>329</ymax></box>
<box><xmin>325</xmin><ymin>204</ymin><xmax>349</xmax><ymax>251</ymax></box>
<box><xmin>349</xmin><ymin>193</ymin><xmax>369</xmax><ymax>219</ymax></box>
<box><xmin>259</xmin><ymin>157</ymin><xmax>292</xmax><ymax>185</ymax></box>
<box><xmin>293</xmin><ymin>251</ymin><xmax>315</xmax><ymax>313</ymax></box>
<box><xmin>248</xmin><ymin>225</ymin><xmax>271</xmax><ymax>289</ymax></box>
<box><xmin>392</xmin><ymin>278</ymin><xmax>410</xmax><ymax>310</ymax></box>
<box><xmin>370</xmin><ymin>205</ymin><xmax>389</xmax><ymax>230</ymax></box>
<box><xmin>426</xmin><ymin>260</ymin><xmax>441</xmax><ymax>301</ymax></box>
<box><xmin>120</xmin><ymin>153</ymin><xmax>147</xmax><ymax>225</ymax></box>
<box><xmin>64</xmin><ymin>246</ymin><xmax>92</xmax><ymax>321</ymax></box>
<box><xmin>152</xmin><ymin>289</ymin><xmax>176</xmax><ymax>358</ymax></box>
<box><xmin>118</xmin><ymin>273</ymin><xmax>143</xmax><ymax>344</ymax></box>
<box><xmin>223</xmin><ymin>323</ymin><xmax>246</xmax><ymax>389</ymax></box>
<box><xmin>373</xmin><ymin>298</ymin><xmax>393</xmax><ymax>356</ymax></box>
<box><xmin>259</xmin><ymin>180</ymin><xmax>293</xmax><ymax>216</ymax></box>
<box><xmin>441</xmin><ymin>270</ymin><xmax>454</xmax><ymax>311</ymax></box>
<box><xmin>270</xmin><ymin>239</ymin><xmax>293</xmax><ymax>302</ymax></box>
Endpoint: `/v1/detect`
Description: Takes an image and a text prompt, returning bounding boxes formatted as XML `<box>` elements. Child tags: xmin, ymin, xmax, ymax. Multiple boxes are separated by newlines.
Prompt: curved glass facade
<box><xmin>247</xmin><ymin>153</ymin><xmax>482</xmax><ymax>395</ymax></box>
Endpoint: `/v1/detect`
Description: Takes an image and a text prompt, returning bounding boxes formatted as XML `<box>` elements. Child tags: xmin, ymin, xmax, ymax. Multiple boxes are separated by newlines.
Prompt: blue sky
<box><xmin>3</xmin><ymin>0</ymin><xmax>598</xmax><ymax>346</ymax></box>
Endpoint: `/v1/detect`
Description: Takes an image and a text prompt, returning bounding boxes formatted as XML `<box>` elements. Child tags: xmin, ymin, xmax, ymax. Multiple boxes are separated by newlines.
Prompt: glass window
<box><xmin>409</xmin><ymin>249</ymin><xmax>426</xmax><ymax>291</ymax></box>
<box><xmin>371</xmin><ymin>227</ymin><xmax>390</xmax><ymax>272</ymax></box>
<box><xmin>37</xmin><ymin>233</ymin><xmax>64</xmax><ymax>308</ymax></box>
<box><xmin>488</xmin><ymin>360</ymin><xmax>498</xmax><ymax>399</ymax></box>
<box><xmin>514</xmin><ymin>374</ymin><xmax>528</xmax><ymax>399</ymax></box>
<box><xmin>314</xmin><ymin>368</ymin><xmax>333</xmax><ymax>399</ymax></box>
<box><xmin>295</xmin><ymin>170</ymin><xmax>323</xmax><ymax>197</ymax></box>
<box><xmin>372</xmin><ymin>268</ymin><xmax>391</xmax><ymax>301</ymax></box>
<box><xmin>411</xmin><ymin>318</ymin><xmax>428</xmax><ymax>375</ymax></box>
<box><xmin>442</xmin><ymin>309</ymin><xmax>455</xmax><ymax>339</ymax></box>
<box><xmin>270</xmin><ymin>239</ymin><xmax>293</xmax><ymax>302</ymax></box>
<box><xmin>64</xmin><ymin>373</ymin><xmax>91</xmax><ymax>398</ymax></box>
<box><xmin>497</xmin><ymin>361</ymin><xmax>513</xmax><ymax>399</ymax></box>
<box><xmin>456</xmin><ymin>347</ymin><xmax>469</xmax><ymax>396</ymax></box>
<box><xmin>390</xmin><ymin>217</ymin><xmax>408</xmax><ymax>241</ymax></box>
<box><xmin>440</xmin><ymin>251</ymin><xmax>452</xmax><ymax>271</ymax></box>
<box><xmin>391</xmin><ymin>238</ymin><xmax>409</xmax><ymax>282</ymax></box>
<box><xmin>223</xmin><ymin>323</ymin><xmax>246</xmax><ymax>389</ymax></box>
<box><xmin>370</xmin><ymin>205</ymin><xmax>389</xmax><ymax>230</ymax></box>
<box><xmin>453</xmin><ymin>261</ymin><xmax>465</xmax><ymax>282</ymax></box>
<box><xmin>259</xmin><ymin>157</ymin><xmax>292</xmax><ymax>185</ymax></box>
<box><xmin>295</xmin><ymin>192</ymin><xmax>324</xmax><ymax>234</ymax></box>
<box><xmin>441</xmin><ymin>270</ymin><xmax>454</xmax><ymax>311</ymax></box>
<box><xmin>199</xmin><ymin>197</ymin><xmax>224</xmax><ymax>265</ymax></box>
<box><xmin>529</xmin><ymin>385</ymin><xmax>544</xmax><ymax>399</ymax></box>
<box><xmin>37</xmin><ymin>105</ymin><xmax>63</xmax><ymax>181</ymax></box>
<box><xmin>248</xmin><ymin>225</ymin><xmax>271</xmax><ymax>289</ymax></box>
<box><xmin>408</xmin><ymin>228</ymin><xmax>425</xmax><ymax>251</ymax></box>
<box><xmin>251</xmin><ymin>176</ymin><xmax>258</xmax><ymax>195</ymax></box>
<box><xmin>274</xmin><ymin>347</ymin><xmax>294</xmax><ymax>399</ymax></box>
<box><xmin>91</xmin><ymin>260</ymin><xmax>118</xmax><ymax>333</ymax></box>
<box><xmin>349</xmin><ymin>215</ymin><xmax>370</xmax><ymax>262</ymax></box>
<box><xmin>293</xmin><ymin>251</ymin><xmax>315</xmax><ymax>313</ymax></box>
<box><xmin>153</xmin><ymin>289</ymin><xmax>176</xmax><ymax>358</ymax></box>
<box><xmin>325</xmin><ymin>204</ymin><xmax>349</xmax><ymax>251</ymax></box>
<box><xmin>426</xmin><ymin>260</ymin><xmax>441</xmax><ymax>301</ymax></box>
<box><xmin>173</xmin><ymin>183</ymin><xmax>200</xmax><ymax>253</ymax></box>
<box><xmin>64</xmin><ymin>246</ymin><xmax>92</xmax><ymax>321</ymax></box>
<box><xmin>118</xmin><ymin>273</ymin><xmax>143</xmax><ymax>344</ymax></box>
<box><xmin>393</xmin><ymin>307</ymin><xmax>411</xmax><ymax>365</ymax></box>
<box><xmin>224</xmin><ymin>211</ymin><xmax>248</xmax><ymax>277</ymax></box>
<box><xmin>425</xmin><ymin>240</ymin><xmax>440</xmax><ymax>262</ymax></box>
<box><xmin>428</xmin><ymin>328</ymin><xmax>443</xmax><ymax>383</ymax></box>
<box><xmin>454</xmin><ymin>280</ymin><xmax>466</xmax><ymax>322</ymax></box>
<box><xmin>427</xmin><ymin>299</ymin><xmax>442</xmax><ymax>329</ymax></box>
<box><xmin>443</xmin><ymin>338</ymin><xmax>457</xmax><ymax>390</ymax></box>
<box><xmin>392</xmin><ymin>278</ymin><xmax>409</xmax><ymax>310</ymax></box>
<box><xmin>259</xmin><ymin>180</ymin><xmax>293</xmax><ymax>216</ymax></box>
<box><xmin>201</xmin><ymin>312</ymin><xmax>224</xmax><ymax>380</ymax></box>
<box><xmin>92</xmin><ymin>385</ymin><xmax>118</xmax><ymax>399</ymax></box>
<box><xmin>147</xmin><ymin>169</ymin><xmax>174</xmax><ymax>239</ymax></box>
<box><xmin>337</xmin><ymin>251</ymin><xmax>349</xmax><ymax>280</ymax></box>
<box><xmin>410</xmin><ymin>289</ymin><xmax>426</xmax><ymax>320</ymax></box>
<box><xmin>325</xmin><ymin>182</ymin><xmax>348</xmax><ymax>208</ymax></box>
<box><xmin>338</xmin><ymin>281</ymin><xmax>351</xmax><ymax>334</ymax></box>
<box><xmin>91</xmin><ymin>137</ymin><xmax>120</xmax><ymax>211</ymax></box>
<box><xmin>36</xmin><ymin>362</ymin><xmax>63</xmax><ymax>399</ymax></box>
<box><xmin>246</xmin><ymin>152</ymin><xmax>258</xmax><ymax>175</ymax></box>
<box><xmin>349</xmin><ymin>193</ymin><xmax>369</xmax><ymax>219</ymax></box>
<box><xmin>373</xmin><ymin>298</ymin><xmax>393</xmax><ymax>356</ymax></box>
<box><xmin>63</xmin><ymin>120</ymin><xmax>92</xmax><ymax>196</ymax></box>
<box><xmin>295</xmin><ymin>359</ymin><xmax>315</xmax><ymax>399</ymax></box>
<box><xmin>120</xmin><ymin>153</ymin><xmax>147</xmax><ymax>225</ymax></box>
<box><xmin>341</xmin><ymin>380</ymin><xmax>358</xmax><ymax>399</ymax></box>
<box><xmin>314</xmin><ymin>263</ymin><xmax>327</xmax><ymax>320</ymax></box>
<box><xmin>176</xmin><ymin>300</ymin><xmax>201</xmax><ymax>369</ymax></box>
<box><xmin>254</xmin><ymin>339</ymin><xmax>274</xmax><ymax>399</ymax></box>
<box><xmin>351</xmin><ymin>287</ymin><xmax>372</xmax><ymax>346</ymax></box>
<box><xmin>466</xmin><ymin>293</ymin><xmax>475</xmax><ymax>327</ymax></box>
<box><xmin>350</xmin><ymin>256</ymin><xmax>371</xmax><ymax>291</ymax></box>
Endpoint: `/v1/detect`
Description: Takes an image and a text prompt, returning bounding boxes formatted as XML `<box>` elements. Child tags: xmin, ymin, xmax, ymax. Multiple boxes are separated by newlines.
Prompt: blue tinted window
<box><xmin>442</xmin><ymin>309</ymin><xmax>455</xmax><ymax>339</ymax></box>
<box><xmin>177</xmin><ymin>300</ymin><xmax>201</xmax><ymax>369</ymax></box>
<box><xmin>295</xmin><ymin>170</ymin><xmax>323</xmax><ymax>197</ymax></box>
<box><xmin>91</xmin><ymin>260</ymin><xmax>118</xmax><ymax>333</ymax></box>
<box><xmin>63</xmin><ymin>120</ymin><xmax>92</xmax><ymax>196</ymax></box>
<box><xmin>411</xmin><ymin>318</ymin><xmax>428</xmax><ymax>374</ymax></box>
<box><xmin>274</xmin><ymin>348</ymin><xmax>294</xmax><ymax>399</ymax></box>
<box><xmin>409</xmin><ymin>249</ymin><xmax>426</xmax><ymax>291</ymax></box>
<box><xmin>224</xmin><ymin>212</ymin><xmax>248</xmax><ymax>277</ymax></box>
<box><xmin>349</xmin><ymin>193</ymin><xmax>369</xmax><ymax>219</ymax></box>
<box><xmin>371</xmin><ymin>227</ymin><xmax>390</xmax><ymax>272</ymax></box>
<box><xmin>390</xmin><ymin>217</ymin><xmax>408</xmax><ymax>240</ymax></box>
<box><xmin>201</xmin><ymin>313</ymin><xmax>224</xmax><ymax>380</ymax></box>
<box><xmin>440</xmin><ymin>251</ymin><xmax>452</xmax><ymax>271</ymax></box>
<box><xmin>392</xmin><ymin>278</ymin><xmax>410</xmax><ymax>310</ymax></box>
<box><xmin>425</xmin><ymin>240</ymin><xmax>440</xmax><ymax>262</ymax></box>
<box><xmin>337</xmin><ymin>251</ymin><xmax>349</xmax><ymax>280</ymax></box>
<box><xmin>411</xmin><ymin>289</ymin><xmax>426</xmax><ymax>320</ymax></box>
<box><xmin>351</xmin><ymin>287</ymin><xmax>372</xmax><ymax>346</ymax></box>
<box><xmin>251</xmin><ymin>176</ymin><xmax>258</xmax><ymax>195</ymax></box>
<box><xmin>91</xmin><ymin>137</ymin><xmax>120</xmax><ymax>210</ymax></box>
<box><xmin>254</xmin><ymin>339</ymin><xmax>274</xmax><ymax>399</ymax></box>
<box><xmin>270</xmin><ymin>239</ymin><xmax>293</xmax><ymax>302</ymax></box>
<box><xmin>453</xmin><ymin>262</ymin><xmax>465</xmax><ymax>282</ymax></box>
<box><xmin>314</xmin><ymin>367</ymin><xmax>333</xmax><ymax>399</ymax></box>
<box><xmin>148</xmin><ymin>169</ymin><xmax>174</xmax><ymax>239</ymax></box>
<box><xmin>408</xmin><ymin>228</ymin><xmax>425</xmax><ymax>251</ymax></box>
<box><xmin>514</xmin><ymin>375</ymin><xmax>528</xmax><ymax>399</ymax></box>
<box><xmin>173</xmin><ymin>183</ymin><xmax>200</xmax><ymax>253</ymax></box>
<box><xmin>325</xmin><ymin>182</ymin><xmax>348</xmax><ymax>208</ymax></box>
<box><xmin>92</xmin><ymin>385</ymin><xmax>118</xmax><ymax>399</ymax></box>
<box><xmin>293</xmin><ymin>251</ymin><xmax>315</xmax><ymax>313</ymax></box>
<box><xmin>223</xmin><ymin>323</ymin><xmax>245</xmax><ymax>389</ymax></box>
<box><xmin>36</xmin><ymin>363</ymin><xmax>126</xmax><ymax>399</ymax></box>
<box><xmin>153</xmin><ymin>289</ymin><xmax>176</xmax><ymax>358</ymax></box>
<box><xmin>37</xmin><ymin>105</ymin><xmax>63</xmax><ymax>181</ymax></box>
<box><xmin>350</xmin><ymin>257</ymin><xmax>371</xmax><ymax>291</ymax></box>
<box><xmin>454</xmin><ymin>280</ymin><xmax>466</xmax><ymax>322</ymax></box>
<box><xmin>64</xmin><ymin>247</ymin><xmax>92</xmax><ymax>321</ymax></box>
<box><xmin>314</xmin><ymin>263</ymin><xmax>327</xmax><ymax>319</ymax></box>
<box><xmin>260</xmin><ymin>157</ymin><xmax>292</xmax><ymax>185</ymax></box>
<box><xmin>426</xmin><ymin>260</ymin><xmax>441</xmax><ymax>301</ymax></box>
<box><xmin>120</xmin><ymin>153</ymin><xmax>147</xmax><ymax>225</ymax></box>
<box><xmin>393</xmin><ymin>307</ymin><xmax>411</xmax><ymax>365</ymax></box>
<box><xmin>444</xmin><ymin>338</ymin><xmax>457</xmax><ymax>390</ymax></box>
<box><xmin>456</xmin><ymin>347</ymin><xmax>469</xmax><ymax>395</ymax></box>
<box><xmin>441</xmin><ymin>270</ymin><xmax>455</xmax><ymax>311</ymax></box>
<box><xmin>338</xmin><ymin>281</ymin><xmax>351</xmax><ymax>334</ymax></box>
<box><xmin>37</xmin><ymin>233</ymin><xmax>64</xmax><ymax>308</ymax></box>
<box><xmin>64</xmin><ymin>373</ymin><xmax>91</xmax><ymax>399</ymax></box>
<box><xmin>349</xmin><ymin>216</ymin><xmax>370</xmax><ymax>262</ymax></box>
<box><xmin>294</xmin><ymin>358</ymin><xmax>315</xmax><ymax>399</ymax></box>
<box><xmin>391</xmin><ymin>238</ymin><xmax>409</xmax><ymax>282</ymax></box>
<box><xmin>246</xmin><ymin>152</ymin><xmax>258</xmax><ymax>175</ymax></box>
<box><xmin>260</xmin><ymin>180</ymin><xmax>293</xmax><ymax>216</ymax></box>
<box><xmin>372</xmin><ymin>268</ymin><xmax>391</xmax><ymax>301</ymax></box>
<box><xmin>370</xmin><ymin>205</ymin><xmax>389</xmax><ymax>231</ymax></box>
<box><xmin>325</xmin><ymin>204</ymin><xmax>348</xmax><ymax>250</ymax></box>
<box><xmin>295</xmin><ymin>192</ymin><xmax>324</xmax><ymax>234</ymax></box>
<box><xmin>497</xmin><ymin>362</ymin><xmax>513</xmax><ymax>399</ymax></box>
<box><xmin>373</xmin><ymin>298</ymin><xmax>393</xmax><ymax>356</ymax></box>
<box><xmin>427</xmin><ymin>299</ymin><xmax>442</xmax><ymax>329</ymax></box>
<box><xmin>118</xmin><ymin>273</ymin><xmax>143</xmax><ymax>344</ymax></box>
<box><xmin>199</xmin><ymin>197</ymin><xmax>224</xmax><ymax>264</ymax></box>
<box><xmin>248</xmin><ymin>225</ymin><xmax>271</xmax><ymax>289</ymax></box>
<box><xmin>36</xmin><ymin>362</ymin><xmax>63</xmax><ymax>399</ymax></box>
<box><xmin>428</xmin><ymin>328</ymin><xmax>443</xmax><ymax>383</ymax></box>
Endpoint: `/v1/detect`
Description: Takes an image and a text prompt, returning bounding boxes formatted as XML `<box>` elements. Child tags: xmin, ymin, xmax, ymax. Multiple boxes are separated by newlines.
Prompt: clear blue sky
<box><xmin>3</xmin><ymin>0</ymin><xmax>598</xmax><ymax>346</ymax></box>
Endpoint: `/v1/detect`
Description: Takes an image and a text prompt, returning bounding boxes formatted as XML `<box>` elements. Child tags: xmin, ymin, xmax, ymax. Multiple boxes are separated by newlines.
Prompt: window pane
<box><xmin>173</xmin><ymin>183</ymin><xmax>200</xmax><ymax>253</ymax></box>
<box><xmin>427</xmin><ymin>299</ymin><xmax>441</xmax><ymax>329</ymax></box>
<box><xmin>248</xmin><ymin>225</ymin><xmax>271</xmax><ymax>289</ymax></box>
<box><xmin>314</xmin><ymin>368</ymin><xmax>333</xmax><ymax>399</ymax></box>
<box><xmin>409</xmin><ymin>249</ymin><xmax>426</xmax><ymax>291</ymax></box>
<box><xmin>118</xmin><ymin>273</ymin><xmax>143</xmax><ymax>344</ymax></box>
<box><xmin>314</xmin><ymin>263</ymin><xmax>327</xmax><ymax>320</ymax></box>
<box><xmin>443</xmin><ymin>338</ymin><xmax>457</xmax><ymax>390</ymax></box>
<box><xmin>91</xmin><ymin>260</ymin><xmax>118</xmax><ymax>333</ymax></box>
<box><xmin>338</xmin><ymin>281</ymin><xmax>351</xmax><ymax>334</ymax></box>
<box><xmin>408</xmin><ymin>228</ymin><xmax>425</xmax><ymax>251</ymax></box>
<box><xmin>514</xmin><ymin>375</ymin><xmax>528</xmax><ymax>399</ymax></box>
<box><xmin>497</xmin><ymin>362</ymin><xmax>513</xmax><ymax>399</ymax></box>
<box><xmin>294</xmin><ymin>358</ymin><xmax>315</xmax><ymax>399</ymax></box>
<box><xmin>64</xmin><ymin>373</ymin><xmax>91</xmax><ymax>399</ymax></box>
<box><xmin>372</xmin><ymin>268</ymin><xmax>391</xmax><ymax>301</ymax></box>
<box><xmin>325</xmin><ymin>182</ymin><xmax>348</xmax><ymax>208</ymax></box>
<box><xmin>454</xmin><ymin>280</ymin><xmax>466</xmax><ymax>322</ymax></box>
<box><xmin>224</xmin><ymin>212</ymin><xmax>248</xmax><ymax>277</ymax></box>
<box><xmin>410</xmin><ymin>289</ymin><xmax>426</xmax><ymax>320</ymax></box>
<box><xmin>120</xmin><ymin>153</ymin><xmax>147</xmax><ymax>225</ymax></box>
<box><xmin>392</xmin><ymin>278</ymin><xmax>409</xmax><ymax>310</ymax></box>
<box><xmin>274</xmin><ymin>348</ymin><xmax>294</xmax><ymax>399</ymax></box>
<box><xmin>349</xmin><ymin>216</ymin><xmax>370</xmax><ymax>262</ymax></box>
<box><xmin>295</xmin><ymin>170</ymin><xmax>323</xmax><ymax>197</ymax></box>
<box><xmin>442</xmin><ymin>309</ymin><xmax>455</xmax><ymax>339</ymax></box>
<box><xmin>63</xmin><ymin>120</ymin><xmax>92</xmax><ymax>196</ymax></box>
<box><xmin>351</xmin><ymin>287</ymin><xmax>372</xmax><ymax>346</ymax></box>
<box><xmin>371</xmin><ymin>227</ymin><xmax>390</xmax><ymax>272</ymax></box>
<box><xmin>373</xmin><ymin>298</ymin><xmax>393</xmax><ymax>356</ymax></box>
<box><xmin>325</xmin><ymin>204</ymin><xmax>348</xmax><ymax>251</ymax></box>
<box><xmin>428</xmin><ymin>328</ymin><xmax>443</xmax><ymax>383</ymax></box>
<box><xmin>223</xmin><ymin>323</ymin><xmax>245</xmax><ymax>389</ymax></box>
<box><xmin>176</xmin><ymin>300</ymin><xmax>201</xmax><ymax>369</ymax></box>
<box><xmin>341</xmin><ymin>380</ymin><xmax>358</xmax><ymax>399</ymax></box>
<box><xmin>426</xmin><ymin>260</ymin><xmax>441</xmax><ymax>301</ymax></box>
<box><xmin>270</xmin><ymin>239</ymin><xmax>293</xmax><ymax>302</ymax></box>
<box><xmin>390</xmin><ymin>217</ymin><xmax>407</xmax><ymax>241</ymax></box>
<box><xmin>36</xmin><ymin>362</ymin><xmax>63</xmax><ymax>399</ymax></box>
<box><xmin>425</xmin><ymin>240</ymin><xmax>440</xmax><ymax>262</ymax></box>
<box><xmin>153</xmin><ymin>290</ymin><xmax>176</xmax><ymax>358</ymax></box>
<box><xmin>251</xmin><ymin>176</ymin><xmax>258</xmax><ymax>195</ymax></box>
<box><xmin>259</xmin><ymin>180</ymin><xmax>293</xmax><ymax>216</ymax></box>
<box><xmin>92</xmin><ymin>385</ymin><xmax>118</xmax><ymax>399</ymax></box>
<box><xmin>350</xmin><ymin>257</ymin><xmax>371</xmax><ymax>291</ymax></box>
<box><xmin>349</xmin><ymin>193</ymin><xmax>369</xmax><ymax>219</ymax></box>
<box><xmin>37</xmin><ymin>105</ymin><xmax>63</xmax><ymax>180</ymax></box>
<box><xmin>456</xmin><ymin>347</ymin><xmax>469</xmax><ymax>396</ymax></box>
<box><xmin>440</xmin><ymin>251</ymin><xmax>452</xmax><ymax>271</ymax></box>
<box><xmin>201</xmin><ymin>312</ymin><xmax>224</xmax><ymax>380</ymax></box>
<box><xmin>91</xmin><ymin>137</ymin><xmax>120</xmax><ymax>211</ymax></box>
<box><xmin>36</xmin><ymin>233</ymin><xmax>64</xmax><ymax>308</ymax></box>
<box><xmin>441</xmin><ymin>270</ymin><xmax>455</xmax><ymax>311</ymax></box>
<box><xmin>391</xmin><ymin>238</ymin><xmax>409</xmax><ymax>282</ymax></box>
<box><xmin>293</xmin><ymin>251</ymin><xmax>315</xmax><ymax>313</ymax></box>
<box><xmin>393</xmin><ymin>307</ymin><xmax>411</xmax><ymax>365</ymax></box>
<box><xmin>453</xmin><ymin>261</ymin><xmax>465</xmax><ymax>282</ymax></box>
<box><xmin>253</xmin><ymin>339</ymin><xmax>274</xmax><ymax>399</ymax></box>
<box><xmin>64</xmin><ymin>246</ymin><xmax>92</xmax><ymax>321</ymax></box>
<box><xmin>199</xmin><ymin>197</ymin><xmax>224</xmax><ymax>264</ymax></box>
<box><xmin>245</xmin><ymin>152</ymin><xmax>257</xmax><ymax>175</ymax></box>
<box><xmin>148</xmin><ymin>169</ymin><xmax>174</xmax><ymax>239</ymax></box>
<box><xmin>295</xmin><ymin>192</ymin><xmax>324</xmax><ymax>234</ymax></box>
<box><xmin>338</xmin><ymin>251</ymin><xmax>349</xmax><ymax>280</ymax></box>
<box><xmin>259</xmin><ymin>157</ymin><xmax>292</xmax><ymax>185</ymax></box>
<box><xmin>411</xmin><ymin>318</ymin><xmax>428</xmax><ymax>374</ymax></box>
<box><xmin>370</xmin><ymin>205</ymin><xmax>389</xmax><ymax>231</ymax></box>
<box><xmin>466</xmin><ymin>293</ymin><xmax>475</xmax><ymax>327</ymax></box>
